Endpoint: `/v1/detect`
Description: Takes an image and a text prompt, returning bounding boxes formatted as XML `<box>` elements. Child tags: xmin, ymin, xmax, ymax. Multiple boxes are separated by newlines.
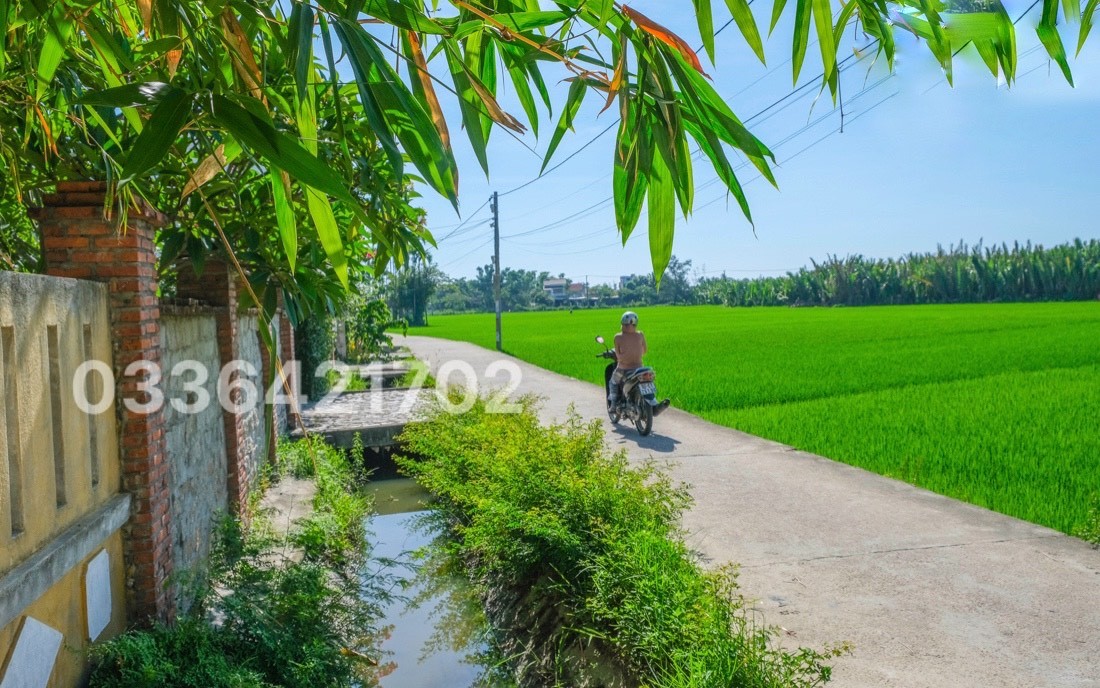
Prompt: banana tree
<box><xmin>0</xmin><ymin>0</ymin><xmax>1094</xmax><ymax>291</ymax></box>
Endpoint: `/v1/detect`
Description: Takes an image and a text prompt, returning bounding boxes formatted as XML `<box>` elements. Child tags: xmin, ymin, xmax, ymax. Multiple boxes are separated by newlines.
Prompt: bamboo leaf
<box><xmin>501</xmin><ymin>43</ymin><xmax>542</xmax><ymax>136</ymax></box>
<box><xmin>211</xmin><ymin>94</ymin><xmax>355</xmax><ymax>205</ymax></box>
<box><xmin>683</xmin><ymin>116</ymin><xmax>753</xmax><ymax>224</ymax></box>
<box><xmin>443</xmin><ymin>40</ymin><xmax>490</xmax><ymax>174</ymax></box>
<box><xmin>542</xmin><ymin>78</ymin><xmax>585</xmax><ymax>171</ymax></box>
<box><xmin>623</xmin><ymin>5</ymin><xmax>708</xmax><ymax>74</ymax></box>
<box><xmin>614</xmin><ymin>99</ymin><xmax>648</xmax><ymax>242</ymax></box>
<box><xmin>648</xmin><ymin>140</ymin><xmax>675</xmax><ymax>285</ymax></box>
<box><xmin>792</xmin><ymin>0</ymin><xmax>811</xmax><ymax>83</ymax></box>
<box><xmin>724</xmin><ymin>0</ymin><xmax>766</xmax><ymax>63</ymax></box>
<box><xmin>36</xmin><ymin>10</ymin><xmax>74</xmax><ymax>101</ymax></box>
<box><xmin>77</xmin><ymin>81</ymin><xmax>181</xmax><ymax>107</ymax></box>
<box><xmin>335</xmin><ymin>20</ymin><xmax>459</xmax><ymax>203</ymax></box>
<box><xmin>1038</xmin><ymin>0</ymin><xmax>1074</xmax><ymax>85</ymax></box>
<box><xmin>356</xmin><ymin>0</ymin><xmax>447</xmax><ymax>33</ymax></box>
<box><xmin>1082</xmin><ymin>0</ymin><xmax>1099</xmax><ymax>55</ymax></box>
<box><xmin>305</xmin><ymin>188</ymin><xmax>348</xmax><ymax>289</ymax></box>
<box><xmin>221</xmin><ymin>10</ymin><xmax>265</xmax><ymax>101</ymax></box>
<box><xmin>181</xmin><ymin>141</ymin><xmax>244</xmax><ymax>200</ymax></box>
<box><xmin>812</xmin><ymin>0</ymin><xmax>837</xmax><ymax>91</ymax></box>
<box><xmin>288</xmin><ymin>3</ymin><xmax>315</xmax><ymax>104</ymax></box>
<box><xmin>771</xmin><ymin>0</ymin><xmax>789</xmax><ymax>35</ymax></box>
<box><xmin>1063</xmin><ymin>0</ymin><xmax>1081</xmax><ymax>23</ymax></box>
<box><xmin>136</xmin><ymin>0</ymin><xmax>152</xmax><ymax>34</ymax></box>
<box><xmin>600</xmin><ymin>38</ymin><xmax>627</xmax><ymax>114</ymax></box>
<box><xmin>973</xmin><ymin>38</ymin><xmax>1000</xmax><ymax>77</ymax></box>
<box><xmin>405</xmin><ymin>30</ymin><xmax>452</xmax><ymax>150</ymax></box>
<box><xmin>330</xmin><ymin>17</ymin><xmax>404</xmax><ymax>175</ymax></box>
<box><xmin>121</xmin><ymin>88</ymin><xmax>193</xmax><ymax>182</ymax></box>
<box><xmin>695</xmin><ymin>0</ymin><xmax>716</xmax><ymax>64</ymax></box>
<box><xmin>271</xmin><ymin>170</ymin><xmax>297</xmax><ymax>271</ymax></box>
<box><xmin>487</xmin><ymin>10</ymin><xmax>568</xmax><ymax>32</ymax></box>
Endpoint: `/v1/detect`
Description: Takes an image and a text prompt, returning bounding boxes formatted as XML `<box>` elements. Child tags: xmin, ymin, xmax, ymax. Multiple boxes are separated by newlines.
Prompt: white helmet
<box><xmin>621</xmin><ymin>311</ymin><xmax>638</xmax><ymax>326</ymax></box>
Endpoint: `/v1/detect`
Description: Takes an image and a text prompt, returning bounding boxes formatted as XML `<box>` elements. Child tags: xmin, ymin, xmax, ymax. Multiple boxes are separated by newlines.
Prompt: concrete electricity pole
<box><xmin>491</xmin><ymin>191</ymin><xmax>502</xmax><ymax>352</ymax></box>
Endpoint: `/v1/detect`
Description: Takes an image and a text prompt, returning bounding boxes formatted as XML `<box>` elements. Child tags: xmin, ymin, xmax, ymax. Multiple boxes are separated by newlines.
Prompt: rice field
<box><xmin>406</xmin><ymin>303</ymin><xmax>1100</xmax><ymax>535</ymax></box>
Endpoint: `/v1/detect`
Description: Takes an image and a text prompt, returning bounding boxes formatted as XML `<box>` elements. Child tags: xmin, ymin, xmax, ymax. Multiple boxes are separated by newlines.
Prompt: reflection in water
<box><xmin>366</xmin><ymin>480</ymin><xmax>516</xmax><ymax>688</ymax></box>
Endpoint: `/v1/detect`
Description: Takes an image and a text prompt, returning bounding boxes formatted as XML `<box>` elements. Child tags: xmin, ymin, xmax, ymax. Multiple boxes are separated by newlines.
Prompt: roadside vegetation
<box><xmin>89</xmin><ymin>438</ymin><xmax>387</xmax><ymax>688</ymax></box>
<box><xmin>397</xmin><ymin>398</ymin><xmax>848</xmax><ymax>687</ymax></box>
<box><xmin>407</xmin><ymin>302</ymin><xmax>1100</xmax><ymax>536</ymax></box>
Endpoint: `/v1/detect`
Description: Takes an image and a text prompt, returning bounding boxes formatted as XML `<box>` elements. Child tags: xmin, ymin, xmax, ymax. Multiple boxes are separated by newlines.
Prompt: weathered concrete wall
<box><xmin>0</xmin><ymin>271</ymin><xmax>127</xmax><ymax>685</ymax></box>
<box><xmin>160</xmin><ymin>309</ymin><xmax>228</xmax><ymax>610</ymax></box>
<box><xmin>238</xmin><ymin>313</ymin><xmax>267</xmax><ymax>494</ymax></box>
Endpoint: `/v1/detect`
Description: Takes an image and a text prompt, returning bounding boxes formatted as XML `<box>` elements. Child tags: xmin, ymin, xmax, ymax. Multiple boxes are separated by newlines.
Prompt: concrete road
<box><xmin>400</xmin><ymin>334</ymin><xmax>1100</xmax><ymax>688</ymax></box>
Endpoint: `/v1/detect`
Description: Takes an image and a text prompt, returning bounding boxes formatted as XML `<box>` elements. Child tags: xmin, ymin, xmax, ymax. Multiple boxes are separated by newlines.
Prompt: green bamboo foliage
<box><xmin>695</xmin><ymin>240</ymin><xmax>1100</xmax><ymax>307</ymax></box>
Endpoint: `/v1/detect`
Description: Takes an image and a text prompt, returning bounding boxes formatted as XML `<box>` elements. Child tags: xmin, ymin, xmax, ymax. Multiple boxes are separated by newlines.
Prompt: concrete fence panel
<box><xmin>0</xmin><ymin>271</ymin><xmax>128</xmax><ymax>687</ymax></box>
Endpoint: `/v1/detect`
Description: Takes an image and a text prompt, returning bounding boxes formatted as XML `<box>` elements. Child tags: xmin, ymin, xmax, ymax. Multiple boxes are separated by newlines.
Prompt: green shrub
<box><xmin>88</xmin><ymin>620</ymin><xmax>271</xmax><ymax>687</ymax></box>
<box><xmin>397</xmin><ymin>397</ymin><xmax>845</xmax><ymax>687</ymax></box>
<box><xmin>295</xmin><ymin>316</ymin><xmax>335</xmax><ymax>399</ymax></box>
<box><xmin>91</xmin><ymin>437</ymin><xmax>388</xmax><ymax>688</ymax></box>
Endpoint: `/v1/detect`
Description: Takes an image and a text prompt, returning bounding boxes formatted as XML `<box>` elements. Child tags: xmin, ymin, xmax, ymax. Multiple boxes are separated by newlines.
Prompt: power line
<box><xmin>498</xmin><ymin>42</ymin><xmax>882</xmax><ymax>241</ymax></box>
<box><xmin>498</xmin><ymin>122</ymin><xmax>617</xmax><ymax>197</ymax></box>
<box><xmin>439</xmin><ymin>237</ymin><xmax>493</xmax><ymax>268</ymax></box>
<box><xmin>503</xmin><ymin>69</ymin><xmax>899</xmax><ymax>254</ymax></box>
<box><xmin>434</xmin><ymin>197</ymin><xmax>491</xmax><ymax>243</ymax></box>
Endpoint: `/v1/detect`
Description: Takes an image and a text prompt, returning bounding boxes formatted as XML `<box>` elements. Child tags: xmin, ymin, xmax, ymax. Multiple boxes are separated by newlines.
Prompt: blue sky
<box><xmin>413</xmin><ymin>1</ymin><xmax>1100</xmax><ymax>285</ymax></box>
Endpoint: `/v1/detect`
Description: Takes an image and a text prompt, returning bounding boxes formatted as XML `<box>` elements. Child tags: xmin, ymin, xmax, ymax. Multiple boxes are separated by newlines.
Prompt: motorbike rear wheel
<box><xmin>634</xmin><ymin>402</ymin><xmax>653</xmax><ymax>436</ymax></box>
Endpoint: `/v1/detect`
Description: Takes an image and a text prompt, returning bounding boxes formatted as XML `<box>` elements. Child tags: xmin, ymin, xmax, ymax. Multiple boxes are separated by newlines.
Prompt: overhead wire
<box><xmin>499</xmin><ymin>41</ymin><xmax>883</xmax><ymax>242</ymax></box>
<box><xmin>434</xmin><ymin>197</ymin><xmax>491</xmax><ymax>243</ymax></box>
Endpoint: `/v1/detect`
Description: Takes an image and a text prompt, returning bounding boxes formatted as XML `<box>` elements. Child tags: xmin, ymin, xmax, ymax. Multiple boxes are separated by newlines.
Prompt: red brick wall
<box><xmin>35</xmin><ymin>181</ymin><xmax>174</xmax><ymax>625</ymax></box>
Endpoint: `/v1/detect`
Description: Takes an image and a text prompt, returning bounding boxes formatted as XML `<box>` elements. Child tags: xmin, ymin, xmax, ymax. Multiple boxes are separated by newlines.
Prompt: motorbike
<box><xmin>595</xmin><ymin>335</ymin><xmax>670</xmax><ymax>436</ymax></box>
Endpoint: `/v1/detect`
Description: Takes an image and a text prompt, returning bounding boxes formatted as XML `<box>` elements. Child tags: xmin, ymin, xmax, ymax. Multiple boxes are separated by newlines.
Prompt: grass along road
<box><xmin>407</xmin><ymin>303</ymin><xmax>1100</xmax><ymax>535</ymax></box>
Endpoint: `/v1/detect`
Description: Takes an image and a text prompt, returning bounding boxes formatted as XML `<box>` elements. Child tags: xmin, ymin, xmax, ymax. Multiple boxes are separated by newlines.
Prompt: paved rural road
<box><xmin>400</xmin><ymin>335</ymin><xmax>1100</xmax><ymax>688</ymax></box>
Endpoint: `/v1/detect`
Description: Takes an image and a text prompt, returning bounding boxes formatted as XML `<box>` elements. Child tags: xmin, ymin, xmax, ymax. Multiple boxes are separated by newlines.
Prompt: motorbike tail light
<box><xmin>639</xmin><ymin>372</ymin><xmax>655</xmax><ymax>382</ymax></box>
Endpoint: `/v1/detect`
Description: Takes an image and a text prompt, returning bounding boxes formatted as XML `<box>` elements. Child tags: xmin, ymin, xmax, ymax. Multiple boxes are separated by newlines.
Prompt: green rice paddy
<box><xmin>406</xmin><ymin>303</ymin><xmax>1100</xmax><ymax>535</ymax></box>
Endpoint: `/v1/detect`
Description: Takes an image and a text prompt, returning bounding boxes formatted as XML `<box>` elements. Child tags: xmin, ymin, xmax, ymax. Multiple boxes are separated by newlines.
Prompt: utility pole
<box><xmin>491</xmin><ymin>191</ymin><xmax>502</xmax><ymax>352</ymax></box>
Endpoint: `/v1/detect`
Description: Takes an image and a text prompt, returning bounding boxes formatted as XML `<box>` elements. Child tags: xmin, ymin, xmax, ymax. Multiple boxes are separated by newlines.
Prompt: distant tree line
<box><xmin>696</xmin><ymin>240</ymin><xmax>1100</xmax><ymax>307</ymax></box>
<box><xmin>383</xmin><ymin>240</ymin><xmax>1100</xmax><ymax>321</ymax></box>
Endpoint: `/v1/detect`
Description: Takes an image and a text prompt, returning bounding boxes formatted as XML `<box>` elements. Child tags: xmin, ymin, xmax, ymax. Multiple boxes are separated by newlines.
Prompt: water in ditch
<box><xmin>365</xmin><ymin>478</ymin><xmax>515</xmax><ymax>688</ymax></box>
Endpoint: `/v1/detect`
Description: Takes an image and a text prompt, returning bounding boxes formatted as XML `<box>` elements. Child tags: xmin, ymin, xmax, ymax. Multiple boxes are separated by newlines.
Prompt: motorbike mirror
<box><xmin>595</xmin><ymin>335</ymin><xmax>605</xmax><ymax>345</ymax></box>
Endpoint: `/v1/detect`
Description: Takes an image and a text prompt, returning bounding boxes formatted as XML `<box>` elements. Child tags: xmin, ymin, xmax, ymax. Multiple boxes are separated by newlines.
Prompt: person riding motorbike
<box><xmin>607</xmin><ymin>311</ymin><xmax>646</xmax><ymax>407</ymax></box>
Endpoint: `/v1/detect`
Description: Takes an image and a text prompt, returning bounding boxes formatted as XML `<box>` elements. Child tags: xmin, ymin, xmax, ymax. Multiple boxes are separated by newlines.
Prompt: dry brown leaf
<box><xmin>136</xmin><ymin>0</ymin><xmax>152</xmax><ymax>35</ymax></box>
<box><xmin>600</xmin><ymin>46</ymin><xmax>627</xmax><ymax>114</ymax></box>
<box><xmin>181</xmin><ymin>145</ymin><xmax>227</xmax><ymax>200</ymax></box>
<box><xmin>407</xmin><ymin>31</ymin><xmax>452</xmax><ymax>151</ymax></box>
<box><xmin>622</xmin><ymin>5</ymin><xmax>707</xmax><ymax>75</ymax></box>
<box><xmin>166</xmin><ymin>48</ymin><xmax>182</xmax><ymax>79</ymax></box>
<box><xmin>221</xmin><ymin>10</ymin><xmax>265</xmax><ymax>102</ymax></box>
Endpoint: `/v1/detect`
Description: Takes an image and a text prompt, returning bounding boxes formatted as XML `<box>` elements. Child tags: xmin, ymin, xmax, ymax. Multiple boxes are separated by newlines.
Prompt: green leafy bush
<box><xmin>295</xmin><ymin>316</ymin><xmax>335</xmax><ymax>399</ymax></box>
<box><xmin>397</xmin><ymin>397</ymin><xmax>846</xmax><ymax>687</ymax></box>
<box><xmin>91</xmin><ymin>438</ymin><xmax>387</xmax><ymax>688</ymax></box>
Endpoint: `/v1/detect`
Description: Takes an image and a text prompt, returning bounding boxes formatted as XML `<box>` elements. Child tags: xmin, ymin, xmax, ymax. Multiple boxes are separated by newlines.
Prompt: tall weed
<box><xmin>91</xmin><ymin>437</ymin><xmax>388</xmax><ymax>688</ymax></box>
<box><xmin>397</xmin><ymin>397</ymin><xmax>845</xmax><ymax>687</ymax></box>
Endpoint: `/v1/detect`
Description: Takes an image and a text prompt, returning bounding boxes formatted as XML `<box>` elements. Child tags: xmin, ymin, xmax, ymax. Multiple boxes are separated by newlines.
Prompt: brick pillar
<box><xmin>175</xmin><ymin>258</ymin><xmax>250</xmax><ymax>513</ymax></box>
<box><xmin>35</xmin><ymin>180</ymin><xmax>174</xmax><ymax>625</ymax></box>
<box><xmin>276</xmin><ymin>290</ymin><xmax>298</xmax><ymax>427</ymax></box>
<box><xmin>256</xmin><ymin>316</ymin><xmax>277</xmax><ymax>464</ymax></box>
